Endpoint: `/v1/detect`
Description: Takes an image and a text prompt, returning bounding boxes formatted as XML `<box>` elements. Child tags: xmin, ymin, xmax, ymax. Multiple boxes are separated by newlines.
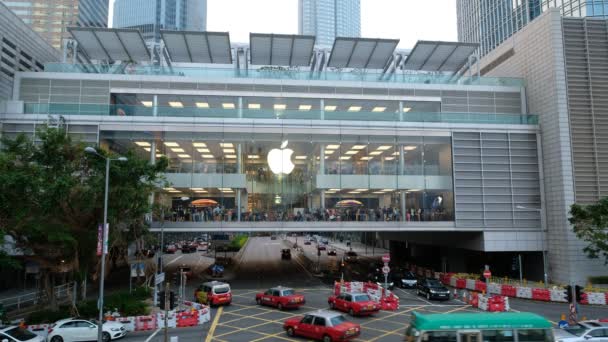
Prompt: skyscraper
<box><xmin>113</xmin><ymin>0</ymin><xmax>207</xmax><ymax>42</ymax></box>
<box><xmin>298</xmin><ymin>0</ymin><xmax>361</xmax><ymax>47</ymax></box>
<box><xmin>457</xmin><ymin>0</ymin><xmax>608</xmax><ymax>56</ymax></box>
<box><xmin>0</xmin><ymin>0</ymin><xmax>109</xmax><ymax>50</ymax></box>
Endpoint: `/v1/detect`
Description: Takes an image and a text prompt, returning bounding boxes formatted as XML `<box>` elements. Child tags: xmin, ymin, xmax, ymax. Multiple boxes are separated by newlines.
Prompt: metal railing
<box><xmin>0</xmin><ymin>283</ymin><xmax>75</xmax><ymax>311</ymax></box>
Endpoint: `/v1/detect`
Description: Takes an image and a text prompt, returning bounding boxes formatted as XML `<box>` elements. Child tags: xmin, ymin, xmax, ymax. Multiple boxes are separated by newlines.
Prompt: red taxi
<box><xmin>284</xmin><ymin>310</ymin><xmax>360</xmax><ymax>342</ymax></box>
<box><xmin>194</xmin><ymin>281</ymin><xmax>232</xmax><ymax>306</ymax></box>
<box><xmin>255</xmin><ymin>286</ymin><xmax>305</xmax><ymax>310</ymax></box>
<box><xmin>328</xmin><ymin>292</ymin><xmax>380</xmax><ymax>316</ymax></box>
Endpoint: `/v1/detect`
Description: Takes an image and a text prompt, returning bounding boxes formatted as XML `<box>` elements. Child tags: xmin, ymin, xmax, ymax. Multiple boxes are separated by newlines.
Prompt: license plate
<box><xmin>367</xmin><ymin>305</ymin><xmax>372</xmax><ymax>309</ymax></box>
<box><xmin>346</xmin><ymin>328</ymin><xmax>356</xmax><ymax>336</ymax></box>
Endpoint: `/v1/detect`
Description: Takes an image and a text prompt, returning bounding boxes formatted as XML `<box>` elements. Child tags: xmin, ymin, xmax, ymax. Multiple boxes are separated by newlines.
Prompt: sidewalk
<box><xmin>327</xmin><ymin>238</ymin><xmax>388</xmax><ymax>258</ymax></box>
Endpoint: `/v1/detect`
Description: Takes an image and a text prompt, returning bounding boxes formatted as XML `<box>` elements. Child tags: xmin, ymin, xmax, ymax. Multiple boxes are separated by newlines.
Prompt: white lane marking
<box><xmin>166</xmin><ymin>255</ymin><xmax>183</xmax><ymax>265</ymax></box>
<box><xmin>396</xmin><ymin>287</ymin><xmax>435</xmax><ymax>305</ymax></box>
<box><xmin>144</xmin><ymin>328</ymin><xmax>161</xmax><ymax>342</ymax></box>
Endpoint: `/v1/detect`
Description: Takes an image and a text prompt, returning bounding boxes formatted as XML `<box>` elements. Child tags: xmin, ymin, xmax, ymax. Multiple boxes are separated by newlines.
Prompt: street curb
<box><xmin>231</xmin><ymin>236</ymin><xmax>252</xmax><ymax>273</ymax></box>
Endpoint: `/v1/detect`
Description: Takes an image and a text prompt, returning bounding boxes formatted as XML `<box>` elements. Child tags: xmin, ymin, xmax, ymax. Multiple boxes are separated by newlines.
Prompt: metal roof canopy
<box><xmin>161</xmin><ymin>30</ymin><xmax>232</xmax><ymax>64</ymax></box>
<box><xmin>68</xmin><ymin>27</ymin><xmax>150</xmax><ymax>62</ymax></box>
<box><xmin>249</xmin><ymin>33</ymin><xmax>315</xmax><ymax>66</ymax></box>
<box><xmin>327</xmin><ymin>37</ymin><xmax>399</xmax><ymax>69</ymax></box>
<box><xmin>402</xmin><ymin>41</ymin><xmax>479</xmax><ymax>73</ymax></box>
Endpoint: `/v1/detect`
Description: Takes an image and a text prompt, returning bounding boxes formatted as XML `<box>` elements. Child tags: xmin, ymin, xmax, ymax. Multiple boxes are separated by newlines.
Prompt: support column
<box><xmin>320</xmin><ymin>99</ymin><xmax>325</xmax><ymax>120</ymax></box>
<box><xmin>399</xmin><ymin>101</ymin><xmax>404</xmax><ymax>122</ymax></box>
<box><xmin>400</xmin><ymin>191</ymin><xmax>406</xmax><ymax>222</ymax></box>
<box><xmin>153</xmin><ymin>95</ymin><xmax>158</xmax><ymax>117</ymax></box>
<box><xmin>319</xmin><ymin>145</ymin><xmax>325</xmax><ymax>175</ymax></box>
<box><xmin>148</xmin><ymin>141</ymin><xmax>156</xmax><ymax>223</ymax></box>
<box><xmin>238</xmin><ymin>97</ymin><xmax>243</xmax><ymax>118</ymax></box>
<box><xmin>237</xmin><ymin>143</ymin><xmax>242</xmax><ymax>221</ymax></box>
<box><xmin>320</xmin><ymin>190</ymin><xmax>326</xmax><ymax>210</ymax></box>
<box><xmin>399</xmin><ymin>144</ymin><xmax>405</xmax><ymax>175</ymax></box>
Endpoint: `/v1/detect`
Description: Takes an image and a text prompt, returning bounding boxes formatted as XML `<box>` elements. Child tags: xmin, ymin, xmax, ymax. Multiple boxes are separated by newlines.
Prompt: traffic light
<box><xmin>565</xmin><ymin>285</ymin><xmax>572</xmax><ymax>303</ymax></box>
<box><xmin>158</xmin><ymin>291</ymin><xmax>176</xmax><ymax>310</ymax></box>
<box><xmin>575</xmin><ymin>285</ymin><xmax>583</xmax><ymax>303</ymax></box>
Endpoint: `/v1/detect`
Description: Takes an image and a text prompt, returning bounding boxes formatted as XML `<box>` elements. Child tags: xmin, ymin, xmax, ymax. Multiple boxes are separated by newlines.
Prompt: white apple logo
<box><xmin>267</xmin><ymin>140</ymin><xmax>295</xmax><ymax>175</ymax></box>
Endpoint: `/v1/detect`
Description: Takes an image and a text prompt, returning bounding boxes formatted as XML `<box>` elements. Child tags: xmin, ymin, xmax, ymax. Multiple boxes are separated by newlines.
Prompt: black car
<box><xmin>281</xmin><ymin>249</ymin><xmax>291</xmax><ymax>260</ymax></box>
<box><xmin>181</xmin><ymin>244</ymin><xmax>196</xmax><ymax>253</ymax></box>
<box><xmin>304</xmin><ymin>240</ymin><xmax>312</xmax><ymax>245</ymax></box>
<box><xmin>417</xmin><ymin>278</ymin><xmax>451</xmax><ymax>301</ymax></box>
<box><xmin>399</xmin><ymin>271</ymin><xmax>418</xmax><ymax>288</ymax></box>
<box><xmin>370</xmin><ymin>272</ymin><xmax>395</xmax><ymax>290</ymax></box>
<box><xmin>327</xmin><ymin>249</ymin><xmax>337</xmax><ymax>256</ymax></box>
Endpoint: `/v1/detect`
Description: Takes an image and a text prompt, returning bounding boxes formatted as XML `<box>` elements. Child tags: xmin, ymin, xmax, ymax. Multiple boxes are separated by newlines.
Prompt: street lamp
<box><xmin>515</xmin><ymin>205</ymin><xmax>548</xmax><ymax>287</ymax></box>
<box><xmin>85</xmin><ymin>146</ymin><xmax>127</xmax><ymax>342</ymax></box>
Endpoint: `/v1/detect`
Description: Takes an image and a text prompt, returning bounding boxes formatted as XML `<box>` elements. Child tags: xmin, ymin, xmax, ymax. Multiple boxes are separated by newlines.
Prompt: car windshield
<box><xmin>282</xmin><ymin>289</ymin><xmax>295</xmax><ymax>296</ymax></box>
<box><xmin>213</xmin><ymin>286</ymin><xmax>230</xmax><ymax>294</ymax></box>
<box><xmin>404</xmin><ymin>272</ymin><xmax>416</xmax><ymax>279</ymax></box>
<box><xmin>427</xmin><ymin>280</ymin><xmax>442</xmax><ymax>287</ymax></box>
<box><xmin>329</xmin><ymin>316</ymin><xmax>347</xmax><ymax>326</ymax></box>
<box><xmin>4</xmin><ymin>327</ymin><xmax>37</xmax><ymax>341</ymax></box>
<box><xmin>353</xmin><ymin>294</ymin><xmax>371</xmax><ymax>302</ymax></box>
<box><xmin>564</xmin><ymin>324</ymin><xmax>588</xmax><ymax>336</ymax></box>
<box><xmin>347</xmin><ymin>252</ymin><xmax>357</xmax><ymax>256</ymax></box>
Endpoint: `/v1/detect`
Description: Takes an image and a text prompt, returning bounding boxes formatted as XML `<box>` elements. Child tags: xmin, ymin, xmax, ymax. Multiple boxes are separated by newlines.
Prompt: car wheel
<box><xmin>277</xmin><ymin>303</ymin><xmax>284</xmax><ymax>310</ymax></box>
<box><xmin>349</xmin><ymin>308</ymin><xmax>355</xmax><ymax>316</ymax></box>
<box><xmin>426</xmin><ymin>293</ymin><xmax>431</xmax><ymax>300</ymax></box>
<box><xmin>323</xmin><ymin>334</ymin><xmax>333</xmax><ymax>342</ymax></box>
<box><xmin>51</xmin><ymin>336</ymin><xmax>63</xmax><ymax>342</ymax></box>
<box><xmin>102</xmin><ymin>332</ymin><xmax>111</xmax><ymax>342</ymax></box>
<box><xmin>286</xmin><ymin>327</ymin><xmax>295</xmax><ymax>337</ymax></box>
<box><xmin>256</xmin><ymin>298</ymin><xmax>262</xmax><ymax>305</ymax></box>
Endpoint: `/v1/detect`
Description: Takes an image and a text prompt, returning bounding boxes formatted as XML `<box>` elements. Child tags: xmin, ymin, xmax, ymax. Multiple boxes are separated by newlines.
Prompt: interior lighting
<box><xmin>191</xmin><ymin>188</ymin><xmax>204</xmax><ymax>191</ymax></box>
<box><xmin>222</xmin><ymin>103</ymin><xmax>235</xmax><ymax>109</ymax></box>
<box><xmin>299</xmin><ymin>105</ymin><xmax>312</xmax><ymax>111</ymax></box>
<box><xmin>141</xmin><ymin>101</ymin><xmax>153</xmax><ymax>107</ymax></box>
<box><xmin>274</xmin><ymin>104</ymin><xmax>287</xmax><ymax>110</ymax></box>
<box><xmin>324</xmin><ymin>150</ymin><xmax>335</xmax><ymax>155</ymax></box>
<box><xmin>330</xmin><ymin>189</ymin><xmax>340</xmax><ymax>191</ymax></box>
<box><xmin>163</xmin><ymin>187</ymin><xmax>176</xmax><ymax>191</ymax></box>
<box><xmin>178</xmin><ymin>154</ymin><xmax>191</xmax><ymax>158</ymax></box>
<box><xmin>156</xmin><ymin>154</ymin><xmax>164</xmax><ymax>158</ymax></box>
<box><xmin>403</xmin><ymin>145</ymin><xmax>418</xmax><ymax>151</ymax></box>
<box><xmin>144</xmin><ymin>148</ymin><xmax>151</xmax><ymax>152</ymax></box>
<box><xmin>201</xmin><ymin>154</ymin><xmax>214</xmax><ymax>158</ymax></box>
<box><xmin>168</xmin><ymin>101</ymin><xmax>183</xmax><ymax>108</ymax></box>
<box><xmin>193</xmin><ymin>142</ymin><xmax>207</xmax><ymax>147</ymax></box>
<box><xmin>225</xmin><ymin>155</ymin><xmax>237</xmax><ymax>159</ymax></box>
<box><xmin>324</xmin><ymin>105</ymin><xmax>337</xmax><ymax>111</ymax></box>
<box><xmin>360</xmin><ymin>156</ymin><xmax>373</xmax><ymax>160</ymax></box>
<box><xmin>355</xmin><ymin>188</ymin><xmax>368</xmax><ymax>191</ymax></box>
<box><xmin>372</xmin><ymin>107</ymin><xmax>386</xmax><ymax>112</ymax></box>
<box><xmin>369</xmin><ymin>151</ymin><xmax>383</xmax><ymax>155</ymax></box>
<box><xmin>348</xmin><ymin>191</ymin><xmax>361</xmax><ymax>194</ymax></box>
<box><xmin>135</xmin><ymin>141</ymin><xmax>150</xmax><ymax>147</ymax></box>
<box><xmin>376</xmin><ymin>145</ymin><xmax>392</xmax><ymax>150</ymax></box>
<box><xmin>164</xmin><ymin>142</ymin><xmax>179</xmax><ymax>147</ymax></box>
<box><xmin>403</xmin><ymin>107</ymin><xmax>412</xmax><ymax>112</ymax></box>
<box><xmin>223</xmin><ymin>149</ymin><xmax>235</xmax><ymax>153</ymax></box>
<box><xmin>197</xmin><ymin>148</ymin><xmax>210</xmax><ymax>153</ymax></box>
<box><xmin>339</xmin><ymin>156</ymin><xmax>351</xmax><ymax>160</ymax></box>
<box><xmin>345</xmin><ymin>150</ymin><xmax>358</xmax><ymax>155</ymax></box>
<box><xmin>372</xmin><ymin>191</ymin><xmax>384</xmax><ymax>194</ymax></box>
<box><xmin>392</xmin><ymin>152</ymin><xmax>400</xmax><ymax>156</ymax></box>
<box><xmin>382</xmin><ymin>189</ymin><xmax>394</xmax><ymax>192</ymax></box>
<box><xmin>326</xmin><ymin>144</ymin><xmax>340</xmax><ymax>149</ymax></box>
<box><xmin>295</xmin><ymin>156</ymin><xmax>307</xmax><ymax>160</ymax></box>
<box><xmin>352</xmin><ymin>145</ymin><xmax>366</xmax><ymax>150</ymax></box>
<box><xmin>195</xmin><ymin>102</ymin><xmax>209</xmax><ymax>108</ymax></box>
<box><xmin>171</xmin><ymin>148</ymin><xmax>185</xmax><ymax>153</ymax></box>
<box><xmin>220</xmin><ymin>143</ymin><xmax>233</xmax><ymax>148</ymax></box>
<box><xmin>248</xmin><ymin>103</ymin><xmax>261</xmax><ymax>109</ymax></box>
<box><xmin>385</xmin><ymin>157</ymin><xmax>395</xmax><ymax>161</ymax></box>
<box><xmin>348</xmin><ymin>106</ymin><xmax>362</xmax><ymax>112</ymax></box>
<box><xmin>248</xmin><ymin>155</ymin><xmax>260</xmax><ymax>159</ymax></box>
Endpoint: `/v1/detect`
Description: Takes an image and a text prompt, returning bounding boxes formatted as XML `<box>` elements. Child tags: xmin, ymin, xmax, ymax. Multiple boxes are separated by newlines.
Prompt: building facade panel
<box><xmin>298</xmin><ymin>0</ymin><xmax>360</xmax><ymax>47</ymax></box>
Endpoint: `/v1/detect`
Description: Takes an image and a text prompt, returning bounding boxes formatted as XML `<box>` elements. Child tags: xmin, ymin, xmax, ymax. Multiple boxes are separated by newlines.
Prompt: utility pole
<box><xmin>164</xmin><ymin>282</ymin><xmax>169</xmax><ymax>342</ymax></box>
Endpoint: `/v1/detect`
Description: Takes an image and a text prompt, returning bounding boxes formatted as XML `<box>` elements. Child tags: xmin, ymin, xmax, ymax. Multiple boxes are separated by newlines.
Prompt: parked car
<box><xmin>304</xmin><ymin>240</ymin><xmax>312</xmax><ymax>245</ymax></box>
<box><xmin>328</xmin><ymin>292</ymin><xmax>380</xmax><ymax>316</ymax></box>
<box><xmin>0</xmin><ymin>326</ymin><xmax>44</xmax><ymax>342</ymax></box>
<box><xmin>553</xmin><ymin>321</ymin><xmax>608</xmax><ymax>341</ymax></box>
<box><xmin>318</xmin><ymin>245</ymin><xmax>327</xmax><ymax>251</ymax></box>
<box><xmin>327</xmin><ymin>249</ymin><xmax>337</xmax><ymax>256</ymax></box>
<box><xmin>417</xmin><ymin>278</ymin><xmax>451</xmax><ymax>301</ymax></box>
<box><xmin>47</xmin><ymin>319</ymin><xmax>126</xmax><ymax>342</ymax></box>
<box><xmin>400</xmin><ymin>271</ymin><xmax>418</xmax><ymax>288</ymax></box>
<box><xmin>281</xmin><ymin>249</ymin><xmax>292</xmax><ymax>260</ymax></box>
<box><xmin>284</xmin><ymin>310</ymin><xmax>360</xmax><ymax>342</ymax></box>
<box><xmin>195</xmin><ymin>281</ymin><xmax>232</xmax><ymax>306</ymax></box>
<box><xmin>255</xmin><ymin>286</ymin><xmax>305</xmax><ymax>310</ymax></box>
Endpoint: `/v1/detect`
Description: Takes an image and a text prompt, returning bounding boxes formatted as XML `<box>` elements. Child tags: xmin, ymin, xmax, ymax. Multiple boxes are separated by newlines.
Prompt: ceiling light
<box><xmin>408</xmin><ymin>189</ymin><xmax>421</xmax><ymax>192</ymax></box>
<box><xmin>392</xmin><ymin>152</ymin><xmax>400</xmax><ymax>156</ymax></box>
<box><xmin>222</xmin><ymin>103</ymin><xmax>235</xmax><ymax>109</ymax></box>
<box><xmin>325</xmin><ymin>191</ymin><xmax>336</xmax><ymax>194</ymax></box>
<box><xmin>168</xmin><ymin>101</ymin><xmax>183</xmax><ymax>108</ymax></box>
<box><xmin>295</xmin><ymin>156</ymin><xmax>307</xmax><ymax>160</ymax></box>
<box><xmin>324</xmin><ymin>105</ymin><xmax>337</xmax><ymax>111</ymax></box>
<box><xmin>339</xmin><ymin>156</ymin><xmax>351</xmax><ymax>160</ymax></box>
<box><xmin>330</xmin><ymin>189</ymin><xmax>341</xmax><ymax>191</ymax></box>
<box><xmin>360</xmin><ymin>156</ymin><xmax>373</xmax><ymax>160</ymax></box>
<box><xmin>403</xmin><ymin>145</ymin><xmax>418</xmax><ymax>151</ymax></box>
<box><xmin>178</xmin><ymin>154</ymin><xmax>191</xmax><ymax>158</ymax></box>
<box><xmin>191</xmin><ymin>188</ymin><xmax>204</xmax><ymax>191</ymax></box>
<box><xmin>163</xmin><ymin>187</ymin><xmax>176</xmax><ymax>191</ymax></box>
<box><xmin>403</xmin><ymin>107</ymin><xmax>412</xmax><ymax>112</ymax></box>
<box><xmin>248</xmin><ymin>103</ymin><xmax>260</xmax><ymax>109</ymax></box>
<box><xmin>376</xmin><ymin>145</ymin><xmax>392</xmax><ymax>150</ymax></box>
<box><xmin>141</xmin><ymin>101</ymin><xmax>153</xmax><ymax>107</ymax></box>
<box><xmin>248</xmin><ymin>155</ymin><xmax>260</xmax><ymax>159</ymax></box>
<box><xmin>274</xmin><ymin>104</ymin><xmax>287</xmax><ymax>110</ymax></box>
<box><xmin>197</xmin><ymin>148</ymin><xmax>210</xmax><ymax>153</ymax></box>
<box><xmin>201</xmin><ymin>154</ymin><xmax>214</xmax><ymax>158</ymax></box>
<box><xmin>325</xmin><ymin>150</ymin><xmax>335</xmax><ymax>155</ymax></box>
<box><xmin>195</xmin><ymin>102</ymin><xmax>209</xmax><ymax>108</ymax></box>
<box><xmin>348</xmin><ymin>191</ymin><xmax>361</xmax><ymax>194</ymax></box>
<box><xmin>144</xmin><ymin>147</ymin><xmax>151</xmax><ymax>152</ymax></box>
<box><xmin>326</xmin><ymin>144</ymin><xmax>340</xmax><ymax>149</ymax></box>
<box><xmin>345</xmin><ymin>151</ymin><xmax>358</xmax><ymax>155</ymax></box>
<box><xmin>156</xmin><ymin>153</ymin><xmax>163</xmax><ymax>157</ymax></box>
<box><xmin>372</xmin><ymin>191</ymin><xmax>384</xmax><ymax>194</ymax></box>
<box><xmin>372</xmin><ymin>107</ymin><xmax>386</xmax><ymax>112</ymax></box>
<box><xmin>171</xmin><ymin>148</ymin><xmax>185</xmax><ymax>153</ymax></box>
<box><xmin>135</xmin><ymin>141</ymin><xmax>151</xmax><ymax>147</ymax></box>
<box><xmin>382</xmin><ymin>189</ymin><xmax>394</xmax><ymax>192</ymax></box>
<box><xmin>164</xmin><ymin>142</ymin><xmax>179</xmax><ymax>147</ymax></box>
<box><xmin>385</xmin><ymin>157</ymin><xmax>395</xmax><ymax>161</ymax></box>
<box><xmin>193</xmin><ymin>142</ymin><xmax>207</xmax><ymax>147</ymax></box>
<box><xmin>223</xmin><ymin>149</ymin><xmax>235</xmax><ymax>153</ymax></box>
<box><xmin>369</xmin><ymin>151</ymin><xmax>383</xmax><ymax>155</ymax></box>
<box><xmin>299</xmin><ymin>105</ymin><xmax>312</xmax><ymax>111</ymax></box>
<box><xmin>225</xmin><ymin>155</ymin><xmax>237</xmax><ymax>159</ymax></box>
<box><xmin>325</xmin><ymin>156</ymin><xmax>329</xmax><ymax>159</ymax></box>
<box><xmin>352</xmin><ymin>145</ymin><xmax>366</xmax><ymax>150</ymax></box>
<box><xmin>168</xmin><ymin>190</ymin><xmax>181</xmax><ymax>193</ymax></box>
<box><xmin>220</xmin><ymin>143</ymin><xmax>233</xmax><ymax>148</ymax></box>
<box><xmin>348</xmin><ymin>106</ymin><xmax>362</xmax><ymax>112</ymax></box>
<box><xmin>355</xmin><ymin>188</ymin><xmax>368</xmax><ymax>191</ymax></box>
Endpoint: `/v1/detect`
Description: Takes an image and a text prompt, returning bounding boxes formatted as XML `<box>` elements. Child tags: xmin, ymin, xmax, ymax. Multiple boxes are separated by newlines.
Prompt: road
<box><xmin>117</xmin><ymin>236</ymin><xmax>608</xmax><ymax>342</ymax></box>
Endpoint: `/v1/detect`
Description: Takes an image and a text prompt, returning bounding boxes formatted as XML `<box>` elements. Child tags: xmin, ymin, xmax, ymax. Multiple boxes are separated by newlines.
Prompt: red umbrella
<box><xmin>191</xmin><ymin>199</ymin><xmax>218</xmax><ymax>207</ymax></box>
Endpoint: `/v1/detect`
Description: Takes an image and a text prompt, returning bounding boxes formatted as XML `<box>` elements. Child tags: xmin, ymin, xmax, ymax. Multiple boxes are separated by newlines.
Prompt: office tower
<box><xmin>299</xmin><ymin>0</ymin><xmax>361</xmax><ymax>47</ymax></box>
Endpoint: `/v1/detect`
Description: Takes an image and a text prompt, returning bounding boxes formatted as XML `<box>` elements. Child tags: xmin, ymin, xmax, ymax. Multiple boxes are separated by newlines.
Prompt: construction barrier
<box><xmin>516</xmin><ymin>286</ymin><xmax>533</xmax><ymax>299</ymax></box>
<box><xmin>470</xmin><ymin>292</ymin><xmax>479</xmax><ymax>308</ymax></box>
<box><xmin>586</xmin><ymin>292</ymin><xmax>607</xmax><ymax>305</ymax></box>
<box><xmin>477</xmin><ymin>295</ymin><xmax>508</xmax><ymax>312</ymax></box>
<box><xmin>156</xmin><ymin>311</ymin><xmax>177</xmax><ymax>329</ymax></box>
<box><xmin>335</xmin><ymin>281</ymin><xmax>399</xmax><ymax>311</ymax></box>
<box><xmin>176</xmin><ymin>311</ymin><xmax>198</xmax><ymax>327</ymax></box>
<box><xmin>475</xmin><ymin>280</ymin><xmax>486</xmax><ymax>293</ymax></box>
<box><xmin>135</xmin><ymin>315</ymin><xmax>157</xmax><ymax>331</ymax></box>
<box><xmin>198</xmin><ymin>307</ymin><xmax>211</xmax><ymax>324</ymax></box>
<box><xmin>501</xmin><ymin>285</ymin><xmax>517</xmax><ymax>297</ymax></box>
<box><xmin>455</xmin><ymin>278</ymin><xmax>466</xmax><ymax>289</ymax></box>
<box><xmin>116</xmin><ymin>317</ymin><xmax>136</xmax><ymax>332</ymax></box>
<box><xmin>488</xmin><ymin>283</ymin><xmax>502</xmax><ymax>295</ymax></box>
<box><xmin>27</xmin><ymin>324</ymin><xmax>49</xmax><ymax>339</ymax></box>
<box><xmin>550</xmin><ymin>288</ymin><xmax>568</xmax><ymax>303</ymax></box>
<box><xmin>531</xmin><ymin>288</ymin><xmax>551</xmax><ymax>301</ymax></box>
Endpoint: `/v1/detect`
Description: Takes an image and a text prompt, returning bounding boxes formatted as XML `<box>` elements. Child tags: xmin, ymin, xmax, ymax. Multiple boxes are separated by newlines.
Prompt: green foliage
<box><xmin>228</xmin><ymin>235</ymin><xmax>248</xmax><ymax>250</ymax></box>
<box><xmin>28</xmin><ymin>307</ymin><xmax>72</xmax><ymax>324</ymax></box>
<box><xmin>589</xmin><ymin>276</ymin><xmax>608</xmax><ymax>284</ymax></box>
<box><xmin>570</xmin><ymin>197</ymin><xmax>608</xmax><ymax>264</ymax></box>
<box><xmin>196</xmin><ymin>291</ymin><xmax>208</xmax><ymax>304</ymax></box>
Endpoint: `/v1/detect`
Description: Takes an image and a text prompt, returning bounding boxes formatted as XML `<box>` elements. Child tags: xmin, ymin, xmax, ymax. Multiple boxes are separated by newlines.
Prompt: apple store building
<box><xmin>1</xmin><ymin>30</ymin><xmax>546</xmax><ymax>273</ymax></box>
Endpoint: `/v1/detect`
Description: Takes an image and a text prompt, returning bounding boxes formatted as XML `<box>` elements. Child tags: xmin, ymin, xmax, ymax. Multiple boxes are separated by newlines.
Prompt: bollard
<box><xmin>561</xmin><ymin>314</ymin><xmax>566</xmax><ymax>321</ymax></box>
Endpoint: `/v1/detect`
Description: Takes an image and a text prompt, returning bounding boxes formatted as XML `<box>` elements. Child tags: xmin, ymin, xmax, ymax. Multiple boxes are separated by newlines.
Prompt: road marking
<box><xmin>144</xmin><ymin>328</ymin><xmax>161</xmax><ymax>342</ymax></box>
<box><xmin>205</xmin><ymin>306</ymin><xmax>223</xmax><ymax>342</ymax></box>
<box><xmin>396</xmin><ymin>288</ymin><xmax>435</xmax><ymax>305</ymax></box>
<box><xmin>166</xmin><ymin>255</ymin><xmax>183</xmax><ymax>265</ymax></box>
<box><xmin>442</xmin><ymin>305</ymin><xmax>472</xmax><ymax>314</ymax></box>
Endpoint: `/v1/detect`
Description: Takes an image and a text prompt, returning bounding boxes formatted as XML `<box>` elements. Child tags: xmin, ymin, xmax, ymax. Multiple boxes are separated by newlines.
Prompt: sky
<box><xmin>108</xmin><ymin>0</ymin><xmax>457</xmax><ymax>49</ymax></box>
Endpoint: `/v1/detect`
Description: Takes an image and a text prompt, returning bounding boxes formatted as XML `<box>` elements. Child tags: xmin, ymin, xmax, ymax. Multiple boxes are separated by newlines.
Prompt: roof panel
<box><xmin>206</xmin><ymin>33</ymin><xmax>232</xmax><ymax>64</ymax></box>
<box><xmin>162</xmin><ymin>32</ymin><xmax>191</xmax><ymax>62</ymax></box>
<box><xmin>185</xmin><ymin>33</ymin><xmax>211</xmax><ymax>63</ymax></box>
<box><xmin>328</xmin><ymin>38</ymin><xmax>399</xmax><ymax>69</ymax></box>
<box><xmin>403</xmin><ymin>41</ymin><xmax>479</xmax><ymax>73</ymax></box>
<box><xmin>249</xmin><ymin>33</ymin><xmax>315</xmax><ymax>66</ymax></box>
<box><xmin>117</xmin><ymin>31</ymin><xmax>150</xmax><ymax>61</ymax></box>
<box><xmin>161</xmin><ymin>31</ymin><xmax>231</xmax><ymax>64</ymax></box>
<box><xmin>70</xmin><ymin>29</ymin><xmax>107</xmax><ymax>60</ymax></box>
<box><xmin>69</xmin><ymin>27</ymin><xmax>150</xmax><ymax>62</ymax></box>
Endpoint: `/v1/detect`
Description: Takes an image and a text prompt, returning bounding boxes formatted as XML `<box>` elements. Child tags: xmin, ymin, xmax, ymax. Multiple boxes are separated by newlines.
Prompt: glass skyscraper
<box><xmin>113</xmin><ymin>0</ymin><xmax>207</xmax><ymax>42</ymax></box>
<box><xmin>457</xmin><ymin>0</ymin><xmax>608</xmax><ymax>56</ymax></box>
<box><xmin>298</xmin><ymin>0</ymin><xmax>361</xmax><ymax>47</ymax></box>
<box><xmin>0</xmin><ymin>0</ymin><xmax>108</xmax><ymax>49</ymax></box>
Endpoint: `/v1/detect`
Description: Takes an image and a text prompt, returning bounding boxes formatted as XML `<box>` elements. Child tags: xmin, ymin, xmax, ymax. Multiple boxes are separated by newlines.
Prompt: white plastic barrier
<box><xmin>350</xmin><ymin>282</ymin><xmax>363</xmax><ymax>293</ymax></box>
<box><xmin>27</xmin><ymin>324</ymin><xmax>49</xmax><ymax>339</ymax></box>
<box><xmin>587</xmin><ymin>292</ymin><xmax>607</xmax><ymax>305</ymax></box>
<box><xmin>466</xmin><ymin>279</ymin><xmax>476</xmax><ymax>291</ymax></box>
<box><xmin>116</xmin><ymin>317</ymin><xmax>136</xmax><ymax>332</ymax></box>
<box><xmin>450</xmin><ymin>277</ymin><xmax>457</xmax><ymax>287</ymax></box>
<box><xmin>156</xmin><ymin>311</ymin><xmax>177</xmax><ymax>328</ymax></box>
<box><xmin>550</xmin><ymin>289</ymin><xmax>568</xmax><ymax>303</ymax></box>
<box><xmin>366</xmin><ymin>288</ymin><xmax>382</xmax><ymax>302</ymax></box>
<box><xmin>197</xmin><ymin>307</ymin><xmax>211</xmax><ymax>324</ymax></box>
<box><xmin>478</xmin><ymin>295</ymin><xmax>489</xmax><ymax>311</ymax></box>
<box><xmin>516</xmin><ymin>287</ymin><xmax>532</xmax><ymax>299</ymax></box>
<box><xmin>184</xmin><ymin>301</ymin><xmax>203</xmax><ymax>310</ymax></box>
<box><xmin>504</xmin><ymin>297</ymin><xmax>510</xmax><ymax>311</ymax></box>
<box><xmin>488</xmin><ymin>283</ymin><xmax>502</xmax><ymax>295</ymax></box>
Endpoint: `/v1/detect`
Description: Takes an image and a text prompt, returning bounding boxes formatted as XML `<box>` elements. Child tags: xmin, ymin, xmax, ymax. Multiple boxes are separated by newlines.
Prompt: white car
<box><xmin>554</xmin><ymin>321</ymin><xmax>608</xmax><ymax>341</ymax></box>
<box><xmin>0</xmin><ymin>326</ymin><xmax>44</xmax><ymax>342</ymax></box>
<box><xmin>47</xmin><ymin>319</ymin><xmax>126</xmax><ymax>342</ymax></box>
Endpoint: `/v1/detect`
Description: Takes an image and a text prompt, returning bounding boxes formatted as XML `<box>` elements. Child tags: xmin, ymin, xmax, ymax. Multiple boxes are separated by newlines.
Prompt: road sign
<box><xmin>382</xmin><ymin>265</ymin><xmax>390</xmax><ymax>274</ymax></box>
<box><xmin>382</xmin><ymin>254</ymin><xmax>390</xmax><ymax>263</ymax></box>
<box><xmin>155</xmin><ymin>272</ymin><xmax>165</xmax><ymax>285</ymax></box>
<box><xmin>483</xmin><ymin>270</ymin><xmax>491</xmax><ymax>278</ymax></box>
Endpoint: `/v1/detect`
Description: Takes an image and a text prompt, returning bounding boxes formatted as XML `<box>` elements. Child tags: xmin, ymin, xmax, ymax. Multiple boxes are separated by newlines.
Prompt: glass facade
<box><xmin>457</xmin><ymin>0</ymin><xmax>608</xmax><ymax>56</ymax></box>
<box><xmin>298</xmin><ymin>0</ymin><xmax>360</xmax><ymax>47</ymax></box>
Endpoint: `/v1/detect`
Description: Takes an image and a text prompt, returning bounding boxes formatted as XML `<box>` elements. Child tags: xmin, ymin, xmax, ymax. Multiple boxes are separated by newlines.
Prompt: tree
<box><xmin>569</xmin><ymin>197</ymin><xmax>608</xmax><ymax>264</ymax></box>
<box><xmin>0</xmin><ymin>127</ymin><xmax>167</xmax><ymax>308</ymax></box>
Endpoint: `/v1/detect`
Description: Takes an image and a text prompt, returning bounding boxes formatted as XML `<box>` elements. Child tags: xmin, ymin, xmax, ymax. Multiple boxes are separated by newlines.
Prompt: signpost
<box><xmin>382</xmin><ymin>254</ymin><xmax>390</xmax><ymax>291</ymax></box>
